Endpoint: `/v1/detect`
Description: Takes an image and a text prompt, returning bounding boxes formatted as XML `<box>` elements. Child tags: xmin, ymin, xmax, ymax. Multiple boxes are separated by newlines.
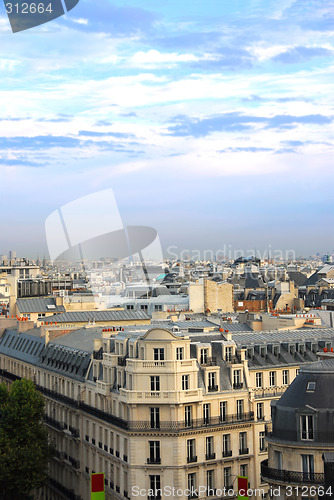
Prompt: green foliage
<box><xmin>0</xmin><ymin>379</ymin><xmax>53</xmax><ymax>500</ymax></box>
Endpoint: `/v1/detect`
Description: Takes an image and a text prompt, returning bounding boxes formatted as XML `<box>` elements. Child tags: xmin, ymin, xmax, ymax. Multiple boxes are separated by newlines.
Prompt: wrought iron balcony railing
<box><xmin>261</xmin><ymin>460</ymin><xmax>325</xmax><ymax>485</ymax></box>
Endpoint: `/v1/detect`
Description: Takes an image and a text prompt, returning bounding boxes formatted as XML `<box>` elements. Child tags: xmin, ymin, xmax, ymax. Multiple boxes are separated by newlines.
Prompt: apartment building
<box><xmin>0</xmin><ymin>324</ymin><xmax>334</xmax><ymax>500</ymax></box>
<box><xmin>261</xmin><ymin>359</ymin><xmax>334</xmax><ymax>499</ymax></box>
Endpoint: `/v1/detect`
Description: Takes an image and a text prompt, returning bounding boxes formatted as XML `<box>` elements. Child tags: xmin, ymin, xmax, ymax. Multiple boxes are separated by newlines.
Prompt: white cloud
<box><xmin>131</xmin><ymin>49</ymin><xmax>198</xmax><ymax>65</ymax></box>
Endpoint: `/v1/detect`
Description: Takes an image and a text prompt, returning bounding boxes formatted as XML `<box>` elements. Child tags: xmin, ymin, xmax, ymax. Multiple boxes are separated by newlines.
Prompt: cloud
<box><xmin>166</xmin><ymin>112</ymin><xmax>332</xmax><ymax>137</ymax></box>
<box><xmin>0</xmin><ymin>157</ymin><xmax>42</xmax><ymax>167</ymax></box>
<box><xmin>272</xmin><ymin>46</ymin><xmax>333</xmax><ymax>63</ymax></box>
<box><xmin>78</xmin><ymin>130</ymin><xmax>135</xmax><ymax>139</ymax></box>
<box><xmin>64</xmin><ymin>0</ymin><xmax>159</xmax><ymax>34</ymax></box>
<box><xmin>131</xmin><ymin>50</ymin><xmax>198</xmax><ymax>65</ymax></box>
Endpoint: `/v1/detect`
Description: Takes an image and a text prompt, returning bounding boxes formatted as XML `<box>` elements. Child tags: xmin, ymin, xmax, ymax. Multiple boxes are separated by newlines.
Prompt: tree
<box><xmin>0</xmin><ymin>379</ymin><xmax>53</xmax><ymax>500</ymax></box>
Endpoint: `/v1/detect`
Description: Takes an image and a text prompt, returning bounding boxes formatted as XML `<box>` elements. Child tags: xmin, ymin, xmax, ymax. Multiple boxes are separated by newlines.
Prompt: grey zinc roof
<box><xmin>36</xmin><ymin>342</ymin><xmax>91</xmax><ymax>381</ymax></box>
<box><xmin>301</xmin><ymin>358</ymin><xmax>334</xmax><ymax>373</ymax></box>
<box><xmin>16</xmin><ymin>297</ymin><xmax>66</xmax><ymax>314</ymax></box>
<box><xmin>231</xmin><ymin>327</ymin><xmax>334</xmax><ymax>347</ymax></box>
<box><xmin>52</xmin><ymin>327</ymin><xmax>105</xmax><ymax>352</ymax></box>
<box><xmin>37</xmin><ymin>309</ymin><xmax>150</xmax><ymax>323</ymax></box>
<box><xmin>219</xmin><ymin>322</ymin><xmax>252</xmax><ymax>332</ymax></box>
<box><xmin>287</xmin><ymin>271</ymin><xmax>308</xmax><ymax>287</ymax></box>
<box><xmin>0</xmin><ymin>329</ymin><xmax>45</xmax><ymax>364</ymax></box>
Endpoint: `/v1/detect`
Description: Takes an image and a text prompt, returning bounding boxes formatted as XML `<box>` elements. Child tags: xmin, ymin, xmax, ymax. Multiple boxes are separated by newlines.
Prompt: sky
<box><xmin>0</xmin><ymin>0</ymin><xmax>333</xmax><ymax>259</ymax></box>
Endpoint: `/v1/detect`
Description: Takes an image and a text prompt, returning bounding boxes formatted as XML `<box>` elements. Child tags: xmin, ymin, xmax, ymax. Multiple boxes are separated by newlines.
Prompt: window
<box><xmin>240</xmin><ymin>464</ymin><xmax>248</xmax><ymax>478</ymax></box>
<box><xmin>223</xmin><ymin>467</ymin><xmax>232</xmax><ymax>489</ymax></box>
<box><xmin>296</xmin><ymin>368</ymin><xmax>300</xmax><ymax>376</ymax></box>
<box><xmin>239</xmin><ymin>432</ymin><xmax>247</xmax><ymax>454</ymax></box>
<box><xmin>126</xmin><ymin>304</ymin><xmax>134</xmax><ymax>310</ymax></box>
<box><xmin>154</xmin><ymin>305</ymin><xmax>162</xmax><ymax>311</ymax></box>
<box><xmin>187</xmin><ymin>439</ymin><xmax>196</xmax><ymax>462</ymax></box>
<box><xmin>188</xmin><ymin>473</ymin><xmax>197</xmax><ymax>498</ymax></box>
<box><xmin>154</xmin><ymin>348</ymin><xmax>164</xmax><ymax>361</ymax></box>
<box><xmin>269</xmin><ymin>371</ymin><xmax>276</xmax><ymax>387</ymax></box>
<box><xmin>283</xmin><ymin>370</ymin><xmax>289</xmax><ymax>385</ymax></box>
<box><xmin>149</xmin><ymin>475</ymin><xmax>161</xmax><ymax>500</ymax></box>
<box><xmin>237</xmin><ymin>400</ymin><xmax>244</xmax><ymax>420</ymax></box>
<box><xmin>302</xmin><ymin>454</ymin><xmax>314</xmax><ymax>481</ymax></box>
<box><xmin>233</xmin><ymin>370</ymin><xmax>242</xmax><ymax>388</ymax></box>
<box><xmin>257</xmin><ymin>402</ymin><xmax>264</xmax><ymax>420</ymax></box>
<box><xmin>223</xmin><ymin>434</ymin><xmax>231</xmax><ymax>457</ymax></box>
<box><xmin>307</xmin><ymin>381</ymin><xmax>316</xmax><ymax>391</ymax></box>
<box><xmin>150</xmin><ymin>408</ymin><xmax>160</xmax><ymax>429</ymax></box>
<box><xmin>140</xmin><ymin>304</ymin><xmax>148</xmax><ymax>310</ymax></box>
<box><xmin>207</xmin><ymin>470</ymin><xmax>215</xmax><ymax>496</ymax></box>
<box><xmin>150</xmin><ymin>376</ymin><xmax>160</xmax><ymax>392</ymax></box>
<box><xmin>220</xmin><ymin>401</ymin><xmax>227</xmax><ymax>422</ymax></box>
<box><xmin>200</xmin><ymin>348</ymin><xmax>208</xmax><ymax>364</ymax></box>
<box><xmin>208</xmin><ymin>372</ymin><xmax>217</xmax><ymax>391</ymax></box>
<box><xmin>225</xmin><ymin>346</ymin><xmax>232</xmax><ymax>362</ymax></box>
<box><xmin>206</xmin><ymin>436</ymin><xmax>215</xmax><ymax>460</ymax></box>
<box><xmin>149</xmin><ymin>441</ymin><xmax>161</xmax><ymax>464</ymax></box>
<box><xmin>256</xmin><ymin>372</ymin><xmax>263</xmax><ymax>388</ymax></box>
<box><xmin>301</xmin><ymin>415</ymin><xmax>314</xmax><ymax>440</ymax></box>
<box><xmin>259</xmin><ymin>431</ymin><xmax>266</xmax><ymax>452</ymax></box>
<box><xmin>182</xmin><ymin>374</ymin><xmax>189</xmax><ymax>390</ymax></box>
<box><xmin>185</xmin><ymin>405</ymin><xmax>192</xmax><ymax>427</ymax></box>
<box><xmin>176</xmin><ymin>347</ymin><xmax>184</xmax><ymax>360</ymax></box>
<box><xmin>203</xmin><ymin>403</ymin><xmax>210</xmax><ymax>424</ymax></box>
<box><xmin>275</xmin><ymin>450</ymin><xmax>282</xmax><ymax>470</ymax></box>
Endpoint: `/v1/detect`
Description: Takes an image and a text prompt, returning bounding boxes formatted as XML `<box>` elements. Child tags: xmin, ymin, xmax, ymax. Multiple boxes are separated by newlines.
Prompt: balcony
<box><xmin>261</xmin><ymin>460</ymin><xmax>325</xmax><ymax>485</ymax></box>
<box><xmin>200</xmin><ymin>357</ymin><xmax>217</xmax><ymax>366</ymax></box>
<box><xmin>187</xmin><ymin>455</ymin><xmax>197</xmax><ymax>463</ymax></box>
<box><xmin>254</xmin><ymin>389</ymin><xmax>285</xmax><ymax>399</ymax></box>
<box><xmin>128</xmin><ymin>412</ymin><xmax>254</xmax><ymax>432</ymax></box>
<box><xmin>48</xmin><ymin>478</ymin><xmax>81</xmax><ymax>500</ymax></box>
<box><xmin>119</xmin><ymin>388</ymin><xmax>202</xmax><ymax>403</ymax></box>
<box><xmin>68</xmin><ymin>456</ymin><xmax>80</xmax><ymax>470</ymax></box>
<box><xmin>126</xmin><ymin>359</ymin><xmax>194</xmax><ymax>371</ymax></box>
<box><xmin>222</xmin><ymin>450</ymin><xmax>232</xmax><ymax>458</ymax></box>
<box><xmin>118</xmin><ymin>356</ymin><xmax>127</xmax><ymax>366</ymax></box>
<box><xmin>208</xmin><ymin>385</ymin><xmax>218</xmax><ymax>392</ymax></box>
<box><xmin>233</xmin><ymin>382</ymin><xmax>244</xmax><ymax>389</ymax></box>
<box><xmin>206</xmin><ymin>453</ymin><xmax>216</xmax><ymax>460</ymax></box>
<box><xmin>239</xmin><ymin>448</ymin><xmax>249</xmax><ymax>455</ymax></box>
<box><xmin>44</xmin><ymin>415</ymin><xmax>65</xmax><ymax>432</ymax></box>
<box><xmin>68</xmin><ymin>425</ymin><xmax>80</xmax><ymax>438</ymax></box>
<box><xmin>147</xmin><ymin>457</ymin><xmax>161</xmax><ymax>464</ymax></box>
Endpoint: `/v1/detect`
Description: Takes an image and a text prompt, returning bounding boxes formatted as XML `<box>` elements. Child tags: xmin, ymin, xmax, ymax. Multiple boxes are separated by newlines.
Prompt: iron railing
<box><xmin>261</xmin><ymin>460</ymin><xmax>325</xmax><ymax>485</ymax></box>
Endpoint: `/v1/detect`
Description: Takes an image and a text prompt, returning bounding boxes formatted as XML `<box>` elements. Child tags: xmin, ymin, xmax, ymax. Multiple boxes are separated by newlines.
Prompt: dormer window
<box><xmin>226</xmin><ymin>346</ymin><xmax>232</xmax><ymax>362</ymax></box>
<box><xmin>301</xmin><ymin>415</ymin><xmax>314</xmax><ymax>440</ymax></box>
<box><xmin>307</xmin><ymin>382</ymin><xmax>316</xmax><ymax>392</ymax></box>
<box><xmin>201</xmin><ymin>349</ymin><xmax>208</xmax><ymax>364</ymax></box>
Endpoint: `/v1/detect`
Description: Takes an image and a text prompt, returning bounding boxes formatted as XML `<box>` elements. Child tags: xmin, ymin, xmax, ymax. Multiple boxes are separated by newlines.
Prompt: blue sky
<box><xmin>0</xmin><ymin>0</ymin><xmax>333</xmax><ymax>258</ymax></box>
